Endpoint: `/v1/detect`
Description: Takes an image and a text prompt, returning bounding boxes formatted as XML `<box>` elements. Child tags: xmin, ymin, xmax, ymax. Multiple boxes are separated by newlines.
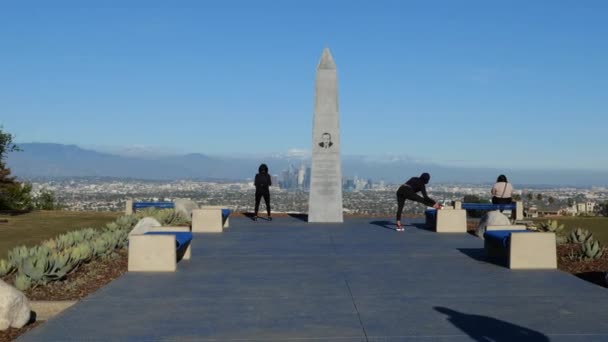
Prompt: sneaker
<box><xmin>396</xmin><ymin>227</ymin><xmax>405</xmax><ymax>232</ymax></box>
<box><xmin>268</xmin><ymin>216</ymin><xmax>272</xmax><ymax>221</ymax></box>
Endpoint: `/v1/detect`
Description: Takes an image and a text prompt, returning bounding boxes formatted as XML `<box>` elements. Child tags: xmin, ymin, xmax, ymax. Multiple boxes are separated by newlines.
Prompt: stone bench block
<box><xmin>193</xmin><ymin>208</ymin><xmax>227</xmax><ymax>232</ymax></box>
<box><xmin>509</xmin><ymin>232</ymin><xmax>557</xmax><ymax>269</ymax></box>
<box><xmin>147</xmin><ymin>227</ymin><xmax>192</xmax><ymax>260</ymax></box>
<box><xmin>128</xmin><ymin>235</ymin><xmax>177</xmax><ymax>272</ymax></box>
<box><xmin>435</xmin><ymin>209</ymin><xmax>467</xmax><ymax>233</ymax></box>
<box><xmin>200</xmin><ymin>206</ymin><xmax>230</xmax><ymax>228</ymax></box>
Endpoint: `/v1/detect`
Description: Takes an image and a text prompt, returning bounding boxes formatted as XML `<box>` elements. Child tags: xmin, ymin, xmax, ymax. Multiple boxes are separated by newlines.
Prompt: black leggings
<box><xmin>396</xmin><ymin>185</ymin><xmax>435</xmax><ymax>221</ymax></box>
<box><xmin>254</xmin><ymin>191</ymin><xmax>271</xmax><ymax>216</ymax></box>
<box><xmin>492</xmin><ymin>197</ymin><xmax>512</xmax><ymax>205</ymax></box>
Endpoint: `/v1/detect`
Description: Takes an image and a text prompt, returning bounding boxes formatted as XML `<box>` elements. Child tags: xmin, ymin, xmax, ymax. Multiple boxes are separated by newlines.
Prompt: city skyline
<box><xmin>1</xmin><ymin>1</ymin><xmax>607</xmax><ymax>171</ymax></box>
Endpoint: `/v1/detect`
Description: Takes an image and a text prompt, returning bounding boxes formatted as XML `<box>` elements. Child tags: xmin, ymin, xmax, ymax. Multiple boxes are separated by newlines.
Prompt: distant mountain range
<box><xmin>6</xmin><ymin>143</ymin><xmax>608</xmax><ymax>187</ymax></box>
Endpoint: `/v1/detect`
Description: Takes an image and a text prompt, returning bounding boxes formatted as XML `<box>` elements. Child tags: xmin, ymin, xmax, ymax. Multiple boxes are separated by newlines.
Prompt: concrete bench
<box><xmin>454</xmin><ymin>200</ymin><xmax>524</xmax><ymax>221</ymax></box>
<box><xmin>425</xmin><ymin>207</ymin><xmax>467</xmax><ymax>233</ymax></box>
<box><xmin>483</xmin><ymin>230</ymin><xmax>556</xmax><ymax>269</ymax></box>
<box><xmin>128</xmin><ymin>227</ymin><xmax>192</xmax><ymax>272</ymax></box>
<box><xmin>192</xmin><ymin>207</ymin><xmax>232</xmax><ymax>232</ymax></box>
<box><xmin>125</xmin><ymin>199</ymin><xmax>174</xmax><ymax>215</ymax></box>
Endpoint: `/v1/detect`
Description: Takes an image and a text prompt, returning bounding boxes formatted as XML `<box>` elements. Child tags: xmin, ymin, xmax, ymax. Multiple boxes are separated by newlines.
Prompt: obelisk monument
<box><xmin>308</xmin><ymin>48</ymin><xmax>343</xmax><ymax>223</ymax></box>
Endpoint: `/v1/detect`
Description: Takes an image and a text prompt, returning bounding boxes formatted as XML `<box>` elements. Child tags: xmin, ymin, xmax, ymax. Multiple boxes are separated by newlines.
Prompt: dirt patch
<box><xmin>557</xmin><ymin>243</ymin><xmax>608</xmax><ymax>288</ymax></box>
<box><xmin>0</xmin><ymin>322</ymin><xmax>42</xmax><ymax>342</ymax></box>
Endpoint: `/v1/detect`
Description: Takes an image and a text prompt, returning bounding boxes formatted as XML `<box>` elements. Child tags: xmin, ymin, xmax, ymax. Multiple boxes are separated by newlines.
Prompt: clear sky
<box><xmin>1</xmin><ymin>0</ymin><xmax>607</xmax><ymax>170</ymax></box>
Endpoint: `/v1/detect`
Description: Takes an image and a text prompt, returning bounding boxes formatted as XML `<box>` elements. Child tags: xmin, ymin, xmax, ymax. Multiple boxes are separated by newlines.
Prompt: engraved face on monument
<box><xmin>318</xmin><ymin>132</ymin><xmax>334</xmax><ymax>149</ymax></box>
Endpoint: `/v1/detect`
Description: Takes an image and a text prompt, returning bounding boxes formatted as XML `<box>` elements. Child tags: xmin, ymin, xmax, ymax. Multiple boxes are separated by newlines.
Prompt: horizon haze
<box><xmin>6</xmin><ymin>142</ymin><xmax>608</xmax><ymax>187</ymax></box>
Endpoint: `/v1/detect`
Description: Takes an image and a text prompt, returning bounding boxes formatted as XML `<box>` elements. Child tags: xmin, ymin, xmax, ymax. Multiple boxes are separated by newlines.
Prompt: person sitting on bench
<box><xmin>491</xmin><ymin>174</ymin><xmax>514</xmax><ymax>206</ymax></box>
<box><xmin>395</xmin><ymin>172</ymin><xmax>441</xmax><ymax>231</ymax></box>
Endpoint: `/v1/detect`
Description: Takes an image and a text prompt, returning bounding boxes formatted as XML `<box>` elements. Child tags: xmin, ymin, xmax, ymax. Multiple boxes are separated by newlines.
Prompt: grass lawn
<box><xmin>0</xmin><ymin>210</ymin><xmax>120</xmax><ymax>259</ymax></box>
<box><xmin>533</xmin><ymin>216</ymin><xmax>608</xmax><ymax>244</ymax></box>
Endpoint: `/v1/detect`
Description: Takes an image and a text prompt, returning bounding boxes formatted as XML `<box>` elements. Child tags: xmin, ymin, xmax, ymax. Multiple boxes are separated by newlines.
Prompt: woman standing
<box><xmin>254</xmin><ymin>164</ymin><xmax>272</xmax><ymax>221</ymax></box>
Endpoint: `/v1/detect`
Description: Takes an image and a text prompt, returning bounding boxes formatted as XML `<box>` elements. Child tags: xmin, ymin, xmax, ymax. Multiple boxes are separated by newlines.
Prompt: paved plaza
<box><xmin>19</xmin><ymin>216</ymin><xmax>608</xmax><ymax>341</ymax></box>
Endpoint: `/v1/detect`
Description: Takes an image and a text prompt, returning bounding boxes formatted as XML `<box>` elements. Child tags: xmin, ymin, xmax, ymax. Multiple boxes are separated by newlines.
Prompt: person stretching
<box><xmin>396</xmin><ymin>172</ymin><xmax>441</xmax><ymax>231</ymax></box>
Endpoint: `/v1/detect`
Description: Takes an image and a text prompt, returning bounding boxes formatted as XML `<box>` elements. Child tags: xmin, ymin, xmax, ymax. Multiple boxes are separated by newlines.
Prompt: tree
<box><xmin>598</xmin><ymin>201</ymin><xmax>608</xmax><ymax>217</ymax></box>
<box><xmin>512</xmin><ymin>194</ymin><xmax>522</xmax><ymax>201</ymax></box>
<box><xmin>0</xmin><ymin>126</ymin><xmax>20</xmax><ymax>184</ymax></box>
<box><xmin>567</xmin><ymin>198</ymin><xmax>574</xmax><ymax>207</ymax></box>
<box><xmin>536</xmin><ymin>193</ymin><xmax>543</xmax><ymax>201</ymax></box>
<box><xmin>527</xmin><ymin>193</ymin><xmax>533</xmax><ymax>201</ymax></box>
<box><xmin>0</xmin><ymin>126</ymin><xmax>32</xmax><ymax>211</ymax></box>
<box><xmin>548</xmin><ymin>196</ymin><xmax>555</xmax><ymax>204</ymax></box>
<box><xmin>34</xmin><ymin>189</ymin><xmax>58</xmax><ymax>210</ymax></box>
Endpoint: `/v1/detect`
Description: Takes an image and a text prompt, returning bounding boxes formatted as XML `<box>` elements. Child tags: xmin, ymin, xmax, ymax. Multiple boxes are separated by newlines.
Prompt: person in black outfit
<box><xmin>254</xmin><ymin>163</ymin><xmax>272</xmax><ymax>221</ymax></box>
<box><xmin>395</xmin><ymin>172</ymin><xmax>441</xmax><ymax>231</ymax></box>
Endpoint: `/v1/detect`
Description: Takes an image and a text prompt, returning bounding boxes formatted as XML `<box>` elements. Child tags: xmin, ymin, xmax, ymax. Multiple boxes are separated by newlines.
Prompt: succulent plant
<box><xmin>21</xmin><ymin>255</ymin><xmax>49</xmax><ymax>285</ymax></box>
<box><xmin>581</xmin><ymin>239</ymin><xmax>604</xmax><ymax>260</ymax></box>
<box><xmin>8</xmin><ymin>245</ymin><xmax>29</xmax><ymax>269</ymax></box>
<box><xmin>539</xmin><ymin>220</ymin><xmax>565</xmax><ymax>234</ymax></box>
<box><xmin>0</xmin><ymin>259</ymin><xmax>13</xmax><ymax>277</ymax></box>
<box><xmin>43</xmin><ymin>239</ymin><xmax>59</xmax><ymax>251</ymax></box>
<box><xmin>569</xmin><ymin>228</ymin><xmax>593</xmax><ymax>244</ymax></box>
<box><xmin>556</xmin><ymin>235</ymin><xmax>569</xmax><ymax>245</ymax></box>
<box><xmin>14</xmin><ymin>273</ymin><xmax>33</xmax><ymax>291</ymax></box>
<box><xmin>135</xmin><ymin>208</ymin><xmax>189</xmax><ymax>226</ymax></box>
<box><xmin>70</xmin><ymin>243</ymin><xmax>94</xmax><ymax>263</ymax></box>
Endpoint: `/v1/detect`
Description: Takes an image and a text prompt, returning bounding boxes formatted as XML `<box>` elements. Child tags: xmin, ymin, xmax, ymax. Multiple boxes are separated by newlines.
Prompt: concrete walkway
<box><xmin>19</xmin><ymin>216</ymin><xmax>608</xmax><ymax>341</ymax></box>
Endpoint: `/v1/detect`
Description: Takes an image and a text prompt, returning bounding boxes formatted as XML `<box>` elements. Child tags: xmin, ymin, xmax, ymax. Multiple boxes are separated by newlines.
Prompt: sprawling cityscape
<box><xmin>28</xmin><ymin>170</ymin><xmax>608</xmax><ymax>217</ymax></box>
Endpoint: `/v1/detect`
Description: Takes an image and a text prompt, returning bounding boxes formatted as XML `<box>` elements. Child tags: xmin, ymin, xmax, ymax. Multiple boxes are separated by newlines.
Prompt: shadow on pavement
<box><xmin>241</xmin><ymin>212</ymin><xmax>257</xmax><ymax>221</ymax></box>
<box><xmin>575</xmin><ymin>271</ymin><xmax>607</xmax><ymax>288</ymax></box>
<box><xmin>411</xmin><ymin>222</ymin><xmax>433</xmax><ymax>231</ymax></box>
<box><xmin>457</xmin><ymin>248</ymin><xmax>505</xmax><ymax>267</ymax></box>
<box><xmin>288</xmin><ymin>213</ymin><xmax>308</xmax><ymax>222</ymax></box>
<box><xmin>435</xmin><ymin>306</ymin><xmax>550</xmax><ymax>341</ymax></box>
<box><xmin>369</xmin><ymin>220</ymin><xmax>398</xmax><ymax>231</ymax></box>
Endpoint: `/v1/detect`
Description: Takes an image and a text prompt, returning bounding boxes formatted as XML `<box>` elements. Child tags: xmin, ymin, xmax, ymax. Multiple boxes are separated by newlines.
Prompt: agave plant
<box><xmin>14</xmin><ymin>273</ymin><xmax>33</xmax><ymax>291</ymax></box>
<box><xmin>0</xmin><ymin>259</ymin><xmax>13</xmax><ymax>277</ymax></box>
<box><xmin>556</xmin><ymin>235</ymin><xmax>569</xmax><ymax>245</ymax></box>
<box><xmin>538</xmin><ymin>220</ymin><xmax>565</xmax><ymax>234</ymax></box>
<box><xmin>569</xmin><ymin>228</ymin><xmax>593</xmax><ymax>244</ymax></box>
<box><xmin>581</xmin><ymin>240</ymin><xmax>604</xmax><ymax>260</ymax></box>
<box><xmin>114</xmin><ymin>215</ymin><xmax>138</xmax><ymax>230</ymax></box>
<box><xmin>135</xmin><ymin>208</ymin><xmax>189</xmax><ymax>226</ymax></box>
<box><xmin>8</xmin><ymin>245</ymin><xmax>29</xmax><ymax>270</ymax></box>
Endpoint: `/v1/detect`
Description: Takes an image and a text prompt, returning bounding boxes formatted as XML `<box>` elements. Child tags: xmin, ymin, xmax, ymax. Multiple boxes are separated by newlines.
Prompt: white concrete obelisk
<box><xmin>308</xmin><ymin>48</ymin><xmax>343</xmax><ymax>223</ymax></box>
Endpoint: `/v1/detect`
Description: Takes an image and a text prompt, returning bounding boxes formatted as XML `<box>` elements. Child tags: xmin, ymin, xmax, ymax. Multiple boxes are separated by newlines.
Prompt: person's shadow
<box><xmin>288</xmin><ymin>213</ymin><xmax>308</xmax><ymax>222</ymax></box>
<box><xmin>434</xmin><ymin>306</ymin><xmax>550</xmax><ymax>341</ymax></box>
<box><xmin>242</xmin><ymin>212</ymin><xmax>257</xmax><ymax>221</ymax></box>
<box><xmin>369</xmin><ymin>220</ymin><xmax>398</xmax><ymax>231</ymax></box>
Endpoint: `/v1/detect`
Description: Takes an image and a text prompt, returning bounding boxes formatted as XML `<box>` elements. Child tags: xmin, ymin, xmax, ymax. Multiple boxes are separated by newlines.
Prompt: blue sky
<box><xmin>1</xmin><ymin>0</ymin><xmax>607</xmax><ymax>170</ymax></box>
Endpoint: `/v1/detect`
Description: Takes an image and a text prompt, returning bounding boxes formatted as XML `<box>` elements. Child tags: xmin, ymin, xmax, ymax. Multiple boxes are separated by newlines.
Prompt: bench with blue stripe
<box><xmin>125</xmin><ymin>199</ymin><xmax>175</xmax><ymax>215</ymax></box>
<box><xmin>482</xmin><ymin>229</ymin><xmax>557</xmax><ymax>269</ymax></box>
<box><xmin>454</xmin><ymin>200</ymin><xmax>524</xmax><ymax>221</ymax></box>
<box><xmin>192</xmin><ymin>207</ymin><xmax>232</xmax><ymax>232</ymax></box>
<box><xmin>133</xmin><ymin>201</ymin><xmax>175</xmax><ymax>210</ymax></box>
<box><xmin>128</xmin><ymin>227</ymin><xmax>193</xmax><ymax>272</ymax></box>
